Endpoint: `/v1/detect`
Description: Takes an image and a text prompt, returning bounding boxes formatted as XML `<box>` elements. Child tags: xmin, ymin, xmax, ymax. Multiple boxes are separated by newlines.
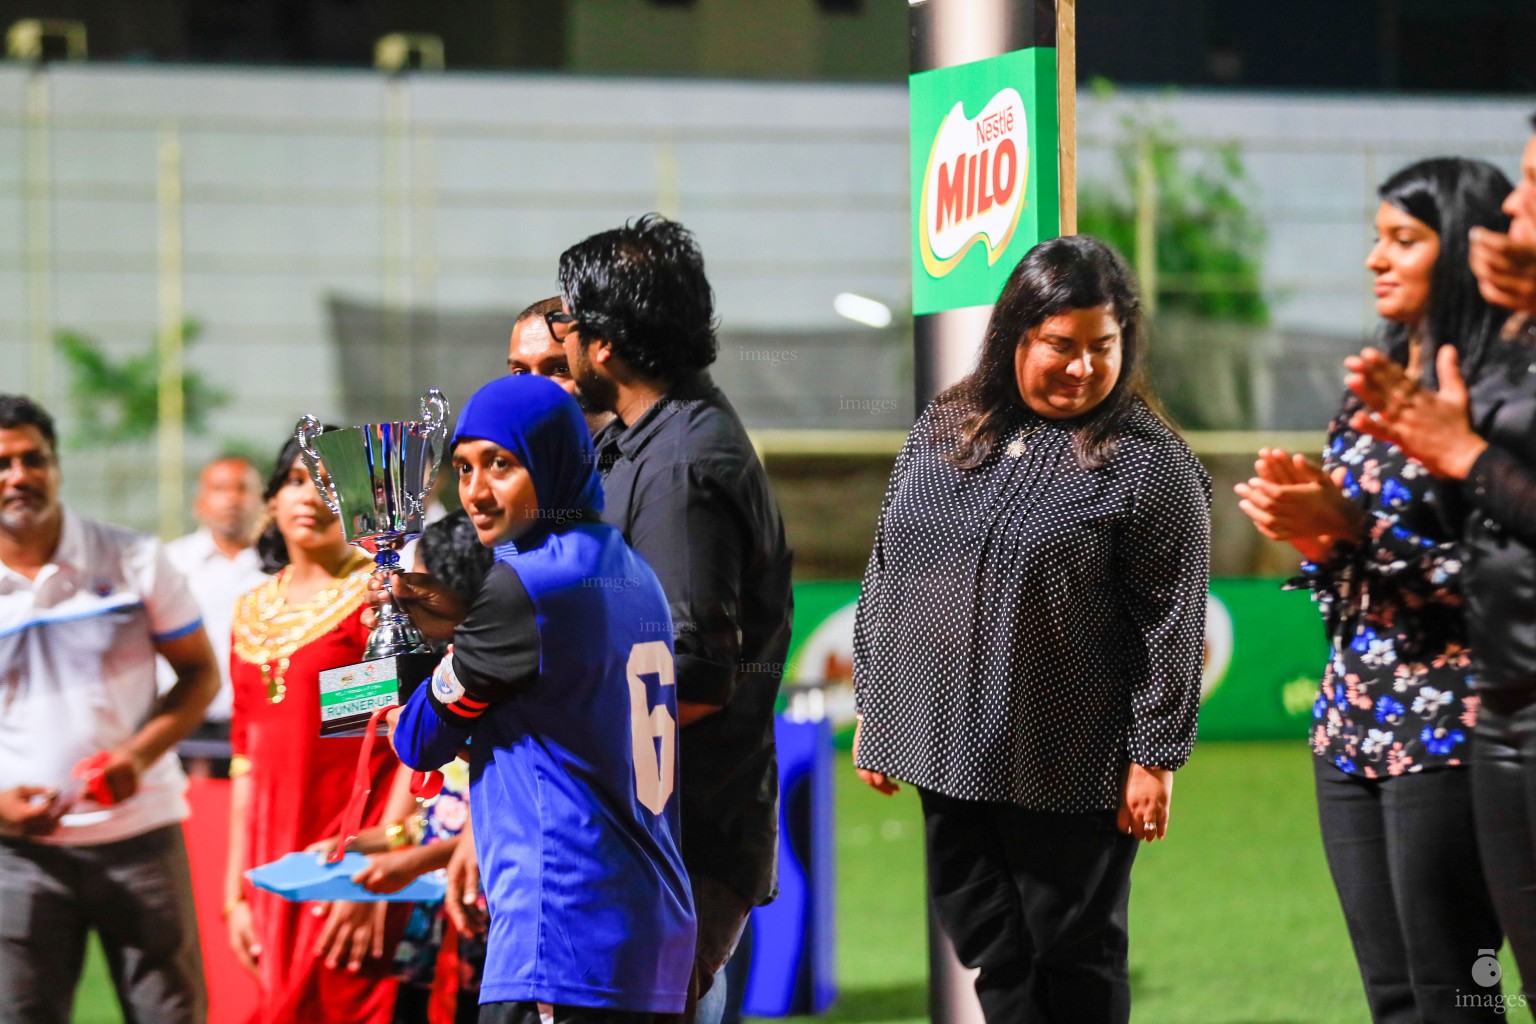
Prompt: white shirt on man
<box><xmin>0</xmin><ymin>510</ymin><xmax>202</xmax><ymax>845</ymax></box>
<box><xmin>164</xmin><ymin>527</ymin><xmax>268</xmax><ymax>722</ymax></box>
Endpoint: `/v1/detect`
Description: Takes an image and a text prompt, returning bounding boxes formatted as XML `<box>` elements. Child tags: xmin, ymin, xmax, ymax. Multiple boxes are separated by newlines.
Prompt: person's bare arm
<box><xmin>101</xmin><ymin>628</ymin><xmax>219</xmax><ymax>803</ymax></box>
<box><xmin>224</xmin><ymin>772</ymin><xmax>261</xmax><ymax>974</ymax></box>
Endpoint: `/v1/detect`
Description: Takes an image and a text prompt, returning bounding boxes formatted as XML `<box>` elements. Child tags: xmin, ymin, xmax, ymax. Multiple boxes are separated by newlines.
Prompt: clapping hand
<box><xmin>1470</xmin><ymin>225</ymin><xmax>1536</xmax><ymax>315</ymax></box>
<box><xmin>1345</xmin><ymin>346</ymin><xmax>1487</xmax><ymax>480</ymax></box>
<box><xmin>1234</xmin><ymin>448</ymin><xmax>1362</xmax><ymax>563</ymax></box>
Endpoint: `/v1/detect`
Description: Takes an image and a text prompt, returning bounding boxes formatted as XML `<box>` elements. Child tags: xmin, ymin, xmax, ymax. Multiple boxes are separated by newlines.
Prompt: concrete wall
<box><xmin>0</xmin><ymin>60</ymin><xmax>1530</xmax><ymax>532</ymax></box>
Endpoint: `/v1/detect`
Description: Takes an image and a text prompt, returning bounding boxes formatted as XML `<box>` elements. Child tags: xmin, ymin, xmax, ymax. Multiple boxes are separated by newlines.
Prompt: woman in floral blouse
<box><xmin>1237</xmin><ymin>158</ymin><xmax>1511</xmax><ymax>1022</ymax></box>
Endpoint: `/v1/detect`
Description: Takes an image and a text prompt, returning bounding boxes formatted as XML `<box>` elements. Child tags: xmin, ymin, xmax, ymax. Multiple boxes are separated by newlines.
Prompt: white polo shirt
<box><xmin>0</xmin><ymin>510</ymin><xmax>202</xmax><ymax>846</ymax></box>
<box><xmin>164</xmin><ymin>528</ymin><xmax>269</xmax><ymax>722</ymax></box>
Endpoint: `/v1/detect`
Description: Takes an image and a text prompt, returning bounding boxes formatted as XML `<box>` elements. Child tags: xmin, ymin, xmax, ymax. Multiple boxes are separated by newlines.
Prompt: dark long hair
<box><xmin>255</xmin><ymin>430</ymin><xmax>334</xmax><ymax>574</ymax></box>
<box><xmin>941</xmin><ymin>235</ymin><xmax>1159</xmax><ymax>471</ymax></box>
<box><xmin>1376</xmin><ymin>158</ymin><xmax>1512</xmax><ymax>387</ymax></box>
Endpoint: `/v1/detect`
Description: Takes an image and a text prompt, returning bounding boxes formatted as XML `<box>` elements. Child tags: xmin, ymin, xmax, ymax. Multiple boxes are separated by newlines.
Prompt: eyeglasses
<box><xmin>544</xmin><ymin>310</ymin><xmax>579</xmax><ymax>342</ymax></box>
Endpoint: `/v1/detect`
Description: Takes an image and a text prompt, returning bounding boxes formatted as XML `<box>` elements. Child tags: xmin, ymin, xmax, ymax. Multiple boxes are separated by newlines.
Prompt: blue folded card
<box><xmin>246</xmin><ymin>852</ymin><xmax>446</xmax><ymax>903</ymax></box>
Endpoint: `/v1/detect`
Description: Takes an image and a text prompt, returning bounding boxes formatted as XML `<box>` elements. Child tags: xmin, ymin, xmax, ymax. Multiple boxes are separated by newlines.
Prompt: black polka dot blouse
<box><xmin>852</xmin><ymin>396</ymin><xmax>1212</xmax><ymax>813</ymax></box>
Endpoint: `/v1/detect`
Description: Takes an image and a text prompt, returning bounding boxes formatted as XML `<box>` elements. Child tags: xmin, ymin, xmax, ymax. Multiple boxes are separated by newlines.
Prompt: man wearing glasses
<box><xmin>509</xmin><ymin>296</ymin><xmax>614</xmax><ymax>436</ymax></box>
<box><xmin>550</xmin><ymin>215</ymin><xmax>794</xmax><ymax>1024</ymax></box>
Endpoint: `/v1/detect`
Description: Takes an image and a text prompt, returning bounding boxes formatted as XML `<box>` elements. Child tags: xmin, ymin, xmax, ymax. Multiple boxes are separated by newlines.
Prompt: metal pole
<box><xmin>412</xmin><ymin>122</ymin><xmax>438</xmax><ymax>315</ymax></box>
<box><xmin>1135</xmin><ymin>134</ymin><xmax>1158</xmax><ymax>317</ymax></box>
<box><xmin>910</xmin><ymin>0</ymin><xmax>1057</xmax><ymax>405</ymax></box>
<box><xmin>655</xmin><ymin>138</ymin><xmax>681</xmax><ymax>220</ymax></box>
<box><xmin>1057</xmin><ymin>0</ymin><xmax>1077</xmax><ymax>236</ymax></box>
<box><xmin>909</xmin><ymin>4</ymin><xmax>1063</xmax><ymax>1021</ymax></box>
<box><xmin>382</xmin><ymin>76</ymin><xmax>410</xmax><ymax>410</ymax></box>
<box><xmin>23</xmin><ymin>67</ymin><xmax>52</xmax><ymax>403</ymax></box>
<box><xmin>156</xmin><ymin>125</ymin><xmax>186</xmax><ymax>540</ymax></box>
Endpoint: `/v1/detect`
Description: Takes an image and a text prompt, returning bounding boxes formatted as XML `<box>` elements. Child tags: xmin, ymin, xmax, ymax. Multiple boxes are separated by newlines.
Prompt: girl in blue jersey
<box><xmin>388</xmin><ymin>374</ymin><xmax>694</xmax><ymax>1024</ymax></box>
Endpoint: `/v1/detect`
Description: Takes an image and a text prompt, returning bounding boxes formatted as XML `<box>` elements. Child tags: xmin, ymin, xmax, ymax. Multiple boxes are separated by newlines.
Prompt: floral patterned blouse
<box><xmin>1291</xmin><ymin>398</ymin><xmax>1477</xmax><ymax>777</ymax></box>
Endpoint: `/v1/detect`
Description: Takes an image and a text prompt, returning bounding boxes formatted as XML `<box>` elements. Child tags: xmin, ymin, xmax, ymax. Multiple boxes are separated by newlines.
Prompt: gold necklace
<box><xmin>233</xmin><ymin>550</ymin><xmax>372</xmax><ymax>704</ymax></box>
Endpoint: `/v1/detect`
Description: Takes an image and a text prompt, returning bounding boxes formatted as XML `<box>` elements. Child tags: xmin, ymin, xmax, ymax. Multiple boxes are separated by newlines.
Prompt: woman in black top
<box><xmin>1237</xmin><ymin>158</ymin><xmax>1509</xmax><ymax>1023</ymax></box>
<box><xmin>1348</xmin><ymin>124</ymin><xmax>1536</xmax><ymax>1001</ymax></box>
<box><xmin>851</xmin><ymin>236</ymin><xmax>1210</xmax><ymax>1024</ymax></box>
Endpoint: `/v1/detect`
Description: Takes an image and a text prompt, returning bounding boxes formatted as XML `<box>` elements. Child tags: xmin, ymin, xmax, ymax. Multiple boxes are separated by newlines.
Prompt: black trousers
<box><xmin>1472</xmin><ymin>692</ymin><xmax>1536</xmax><ymax>998</ymax></box>
<box><xmin>1313</xmin><ymin>758</ymin><xmax>1502</xmax><ymax>1023</ymax></box>
<box><xmin>919</xmin><ymin>787</ymin><xmax>1138</xmax><ymax>1024</ymax></box>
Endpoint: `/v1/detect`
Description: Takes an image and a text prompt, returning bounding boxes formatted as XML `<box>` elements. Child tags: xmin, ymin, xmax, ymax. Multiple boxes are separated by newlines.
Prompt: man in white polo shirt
<box><xmin>0</xmin><ymin>394</ymin><xmax>219</xmax><ymax>1024</ymax></box>
<box><xmin>165</xmin><ymin>454</ymin><xmax>267</xmax><ymax>767</ymax></box>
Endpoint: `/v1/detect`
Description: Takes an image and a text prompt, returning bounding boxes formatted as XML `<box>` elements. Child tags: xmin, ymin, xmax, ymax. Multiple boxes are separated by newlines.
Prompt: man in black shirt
<box><xmin>1347</xmin><ymin>113</ymin><xmax>1536</xmax><ymax>995</ymax></box>
<box><xmin>548</xmin><ymin>215</ymin><xmax>794</xmax><ymax>1024</ymax></box>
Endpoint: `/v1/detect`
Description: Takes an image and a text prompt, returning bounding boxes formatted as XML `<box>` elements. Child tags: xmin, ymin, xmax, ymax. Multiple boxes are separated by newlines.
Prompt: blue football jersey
<box><xmin>394</xmin><ymin>521</ymin><xmax>694</xmax><ymax>1013</ymax></box>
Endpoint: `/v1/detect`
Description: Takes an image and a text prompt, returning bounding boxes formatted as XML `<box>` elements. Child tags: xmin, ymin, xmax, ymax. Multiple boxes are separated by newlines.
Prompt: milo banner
<box><xmin>911</xmin><ymin>46</ymin><xmax>1059</xmax><ymax>315</ymax></box>
<box><xmin>783</xmin><ymin>579</ymin><xmax>1328</xmax><ymax>743</ymax></box>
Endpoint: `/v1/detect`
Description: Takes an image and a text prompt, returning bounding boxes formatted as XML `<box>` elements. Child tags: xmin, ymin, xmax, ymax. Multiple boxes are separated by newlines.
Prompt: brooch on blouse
<box><xmin>1005</xmin><ymin>425</ymin><xmax>1043</xmax><ymax>458</ymax></box>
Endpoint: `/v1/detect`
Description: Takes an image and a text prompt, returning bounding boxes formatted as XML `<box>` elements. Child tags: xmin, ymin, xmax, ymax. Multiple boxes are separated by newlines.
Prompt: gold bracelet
<box><xmin>228</xmin><ymin>754</ymin><xmax>251</xmax><ymax>779</ymax></box>
<box><xmin>221</xmin><ymin>895</ymin><xmax>245</xmax><ymax>920</ymax></box>
<box><xmin>384</xmin><ymin>821</ymin><xmax>410</xmax><ymax>850</ymax></box>
<box><xmin>404</xmin><ymin>811</ymin><xmax>427</xmax><ymax>846</ymax></box>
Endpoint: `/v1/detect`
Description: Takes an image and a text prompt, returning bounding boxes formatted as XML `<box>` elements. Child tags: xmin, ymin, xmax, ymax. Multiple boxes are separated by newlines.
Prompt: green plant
<box><xmin>1078</xmin><ymin>81</ymin><xmax>1270</xmax><ymax>325</ymax></box>
<box><xmin>55</xmin><ymin>319</ymin><xmax>229</xmax><ymax>445</ymax></box>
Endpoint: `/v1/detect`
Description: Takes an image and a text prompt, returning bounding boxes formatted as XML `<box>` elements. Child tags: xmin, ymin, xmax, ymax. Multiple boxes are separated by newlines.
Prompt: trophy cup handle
<box><xmin>419</xmin><ymin>388</ymin><xmax>452</xmax><ymax>502</ymax></box>
<box><xmin>295</xmin><ymin>414</ymin><xmax>342</xmax><ymax>517</ymax></box>
<box><xmin>420</xmin><ymin>388</ymin><xmax>450</xmax><ymax>440</ymax></box>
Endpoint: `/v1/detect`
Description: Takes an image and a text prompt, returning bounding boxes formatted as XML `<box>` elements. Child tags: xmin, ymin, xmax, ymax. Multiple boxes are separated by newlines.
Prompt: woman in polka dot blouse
<box><xmin>851</xmin><ymin>235</ymin><xmax>1211</xmax><ymax>1024</ymax></box>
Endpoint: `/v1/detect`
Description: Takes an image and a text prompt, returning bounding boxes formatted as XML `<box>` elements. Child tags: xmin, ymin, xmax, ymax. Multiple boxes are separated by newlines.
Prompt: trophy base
<box><xmin>317</xmin><ymin>652</ymin><xmax>440</xmax><ymax>737</ymax></box>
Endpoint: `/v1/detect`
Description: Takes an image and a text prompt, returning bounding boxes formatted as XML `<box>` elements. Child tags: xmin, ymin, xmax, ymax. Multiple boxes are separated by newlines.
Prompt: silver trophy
<box><xmin>295</xmin><ymin>389</ymin><xmax>450</xmax><ymax>734</ymax></box>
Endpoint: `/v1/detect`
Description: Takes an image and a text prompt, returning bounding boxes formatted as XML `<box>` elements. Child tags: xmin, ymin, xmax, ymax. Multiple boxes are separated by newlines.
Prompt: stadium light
<box><xmin>833</xmin><ymin>292</ymin><xmax>894</xmax><ymax>329</ymax></box>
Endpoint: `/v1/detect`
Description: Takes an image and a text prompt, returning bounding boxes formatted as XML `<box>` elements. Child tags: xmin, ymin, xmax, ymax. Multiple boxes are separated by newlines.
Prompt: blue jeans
<box><xmin>693</xmin><ymin>919</ymin><xmax>752</xmax><ymax>1024</ymax></box>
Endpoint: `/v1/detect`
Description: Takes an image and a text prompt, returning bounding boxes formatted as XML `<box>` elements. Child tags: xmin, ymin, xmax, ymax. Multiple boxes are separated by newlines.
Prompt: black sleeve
<box><xmin>627</xmin><ymin>459</ymin><xmax>745</xmax><ymax>708</ymax></box>
<box><xmin>450</xmin><ymin>562</ymin><xmax>542</xmax><ymax>699</ymax></box>
<box><xmin>1118</xmin><ymin>441</ymin><xmax>1212</xmax><ymax>771</ymax></box>
<box><xmin>1463</xmin><ymin>444</ymin><xmax>1536</xmax><ymax>546</ymax></box>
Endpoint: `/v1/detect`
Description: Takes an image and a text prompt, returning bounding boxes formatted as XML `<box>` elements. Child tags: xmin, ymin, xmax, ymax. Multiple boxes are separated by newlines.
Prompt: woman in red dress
<box><xmin>221</xmin><ymin>436</ymin><xmax>402</xmax><ymax>1024</ymax></box>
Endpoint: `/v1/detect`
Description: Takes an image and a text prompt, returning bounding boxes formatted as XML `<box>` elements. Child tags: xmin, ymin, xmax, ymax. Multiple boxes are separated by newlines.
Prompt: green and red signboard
<box><xmin>783</xmin><ymin>579</ymin><xmax>1327</xmax><ymax>744</ymax></box>
<box><xmin>910</xmin><ymin>46</ymin><xmax>1060</xmax><ymax>315</ymax></box>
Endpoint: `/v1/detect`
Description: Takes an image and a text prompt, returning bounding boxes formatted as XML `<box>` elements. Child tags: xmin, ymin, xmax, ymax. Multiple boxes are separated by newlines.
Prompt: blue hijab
<box><xmin>450</xmin><ymin>375</ymin><xmax>603</xmax><ymax>520</ymax></box>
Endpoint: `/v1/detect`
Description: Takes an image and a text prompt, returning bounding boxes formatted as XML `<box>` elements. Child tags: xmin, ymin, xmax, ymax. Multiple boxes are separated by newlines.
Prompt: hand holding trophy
<box><xmin>295</xmin><ymin>388</ymin><xmax>450</xmax><ymax>736</ymax></box>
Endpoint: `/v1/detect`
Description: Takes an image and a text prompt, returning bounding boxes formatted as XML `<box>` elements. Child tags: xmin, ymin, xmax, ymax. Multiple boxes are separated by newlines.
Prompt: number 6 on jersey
<box><xmin>627</xmin><ymin>641</ymin><xmax>677</xmax><ymax>815</ymax></box>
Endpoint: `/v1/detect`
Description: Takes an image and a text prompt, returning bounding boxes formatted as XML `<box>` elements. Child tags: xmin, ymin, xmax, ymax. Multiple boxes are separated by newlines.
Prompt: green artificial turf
<box><xmin>70</xmin><ymin>741</ymin><xmax>1521</xmax><ymax>1023</ymax></box>
<box><xmin>765</xmin><ymin>740</ymin><xmax>1523</xmax><ymax>1024</ymax></box>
